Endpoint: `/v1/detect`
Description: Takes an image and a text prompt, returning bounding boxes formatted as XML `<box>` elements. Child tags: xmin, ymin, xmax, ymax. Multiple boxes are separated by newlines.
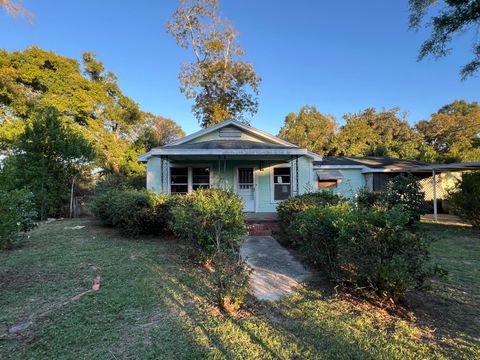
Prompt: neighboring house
<box><xmin>139</xmin><ymin>119</ymin><xmax>321</xmax><ymax>212</ymax></box>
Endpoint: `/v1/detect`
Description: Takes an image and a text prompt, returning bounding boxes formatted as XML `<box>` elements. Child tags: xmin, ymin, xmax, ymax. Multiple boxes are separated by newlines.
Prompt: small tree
<box><xmin>381</xmin><ymin>174</ymin><xmax>428</xmax><ymax>224</ymax></box>
<box><xmin>447</xmin><ymin>172</ymin><xmax>480</xmax><ymax>227</ymax></box>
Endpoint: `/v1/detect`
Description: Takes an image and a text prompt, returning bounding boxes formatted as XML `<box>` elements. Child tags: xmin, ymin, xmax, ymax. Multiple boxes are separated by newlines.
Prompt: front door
<box><xmin>237</xmin><ymin>167</ymin><xmax>255</xmax><ymax>212</ymax></box>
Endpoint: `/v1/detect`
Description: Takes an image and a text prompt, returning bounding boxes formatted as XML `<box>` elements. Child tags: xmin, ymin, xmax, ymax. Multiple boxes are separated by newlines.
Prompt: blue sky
<box><xmin>0</xmin><ymin>0</ymin><xmax>478</xmax><ymax>135</ymax></box>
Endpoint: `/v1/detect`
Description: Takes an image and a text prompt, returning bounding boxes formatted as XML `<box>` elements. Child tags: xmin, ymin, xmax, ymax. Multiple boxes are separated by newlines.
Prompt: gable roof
<box><xmin>166</xmin><ymin>139</ymin><xmax>291</xmax><ymax>150</ymax></box>
<box><xmin>314</xmin><ymin>156</ymin><xmax>430</xmax><ymax>171</ymax></box>
<box><xmin>166</xmin><ymin>119</ymin><xmax>299</xmax><ymax>148</ymax></box>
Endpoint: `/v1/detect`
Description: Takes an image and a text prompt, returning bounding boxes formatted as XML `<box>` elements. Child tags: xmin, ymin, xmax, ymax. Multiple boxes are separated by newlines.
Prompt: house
<box><xmin>139</xmin><ymin>119</ymin><xmax>321</xmax><ymax>212</ymax></box>
<box><xmin>139</xmin><ymin>119</ymin><xmax>473</xmax><ymax>214</ymax></box>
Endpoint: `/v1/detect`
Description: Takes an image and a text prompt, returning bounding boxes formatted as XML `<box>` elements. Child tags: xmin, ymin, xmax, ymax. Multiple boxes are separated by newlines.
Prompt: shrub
<box><xmin>447</xmin><ymin>172</ymin><xmax>480</xmax><ymax>227</ymax></box>
<box><xmin>356</xmin><ymin>187</ymin><xmax>382</xmax><ymax>208</ymax></box>
<box><xmin>169</xmin><ymin>188</ymin><xmax>248</xmax><ymax>311</ymax></box>
<box><xmin>90</xmin><ymin>189</ymin><xmax>172</xmax><ymax>235</ymax></box>
<box><xmin>169</xmin><ymin>189</ymin><xmax>246</xmax><ymax>258</ymax></box>
<box><xmin>277</xmin><ymin>191</ymin><xmax>344</xmax><ymax>246</ymax></box>
<box><xmin>0</xmin><ymin>189</ymin><xmax>37</xmax><ymax>249</ymax></box>
<box><xmin>381</xmin><ymin>174</ymin><xmax>428</xmax><ymax>224</ymax></box>
<box><xmin>292</xmin><ymin>203</ymin><xmax>351</xmax><ymax>271</ymax></box>
<box><xmin>292</xmin><ymin>202</ymin><xmax>434</xmax><ymax>301</ymax></box>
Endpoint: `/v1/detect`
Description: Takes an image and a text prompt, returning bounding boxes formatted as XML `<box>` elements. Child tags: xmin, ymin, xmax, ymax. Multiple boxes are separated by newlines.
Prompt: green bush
<box><xmin>447</xmin><ymin>172</ymin><xmax>480</xmax><ymax>227</ymax></box>
<box><xmin>0</xmin><ymin>189</ymin><xmax>37</xmax><ymax>249</ymax></box>
<box><xmin>381</xmin><ymin>174</ymin><xmax>428</xmax><ymax>224</ymax></box>
<box><xmin>169</xmin><ymin>189</ymin><xmax>246</xmax><ymax>258</ymax></box>
<box><xmin>293</xmin><ymin>203</ymin><xmax>351</xmax><ymax>271</ymax></box>
<box><xmin>356</xmin><ymin>187</ymin><xmax>382</xmax><ymax>208</ymax></box>
<box><xmin>90</xmin><ymin>189</ymin><xmax>172</xmax><ymax>235</ymax></box>
<box><xmin>292</xmin><ymin>203</ymin><xmax>434</xmax><ymax>301</ymax></box>
<box><xmin>277</xmin><ymin>191</ymin><xmax>344</xmax><ymax>246</ymax></box>
<box><xmin>169</xmin><ymin>188</ymin><xmax>248</xmax><ymax>311</ymax></box>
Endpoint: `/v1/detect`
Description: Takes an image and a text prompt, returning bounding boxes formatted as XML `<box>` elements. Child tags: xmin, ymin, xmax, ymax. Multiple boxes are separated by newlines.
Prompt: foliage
<box><xmin>90</xmin><ymin>189</ymin><xmax>173</xmax><ymax>236</ymax></box>
<box><xmin>278</xmin><ymin>105</ymin><xmax>336</xmax><ymax>156</ymax></box>
<box><xmin>0</xmin><ymin>46</ymin><xmax>182</xmax><ymax>177</ymax></box>
<box><xmin>169</xmin><ymin>188</ymin><xmax>246</xmax><ymax>258</ymax></box>
<box><xmin>381</xmin><ymin>174</ymin><xmax>428</xmax><ymax>223</ymax></box>
<box><xmin>135</xmin><ymin>113</ymin><xmax>186</xmax><ymax>151</ymax></box>
<box><xmin>416</xmin><ymin>100</ymin><xmax>480</xmax><ymax>162</ymax></box>
<box><xmin>0</xmin><ymin>107</ymin><xmax>94</xmax><ymax>219</ymax></box>
<box><xmin>331</xmin><ymin>107</ymin><xmax>421</xmax><ymax>159</ymax></box>
<box><xmin>169</xmin><ymin>188</ymin><xmax>248</xmax><ymax>311</ymax></box>
<box><xmin>0</xmin><ymin>189</ymin><xmax>37</xmax><ymax>249</ymax></box>
<box><xmin>291</xmin><ymin>203</ymin><xmax>434</xmax><ymax>301</ymax></box>
<box><xmin>167</xmin><ymin>0</ymin><xmax>260</xmax><ymax>127</ymax></box>
<box><xmin>276</xmin><ymin>191</ymin><xmax>345</xmax><ymax>246</ymax></box>
<box><xmin>409</xmin><ymin>0</ymin><xmax>480</xmax><ymax>79</ymax></box>
<box><xmin>446</xmin><ymin>171</ymin><xmax>480</xmax><ymax>227</ymax></box>
<box><xmin>356</xmin><ymin>187</ymin><xmax>382</xmax><ymax>209</ymax></box>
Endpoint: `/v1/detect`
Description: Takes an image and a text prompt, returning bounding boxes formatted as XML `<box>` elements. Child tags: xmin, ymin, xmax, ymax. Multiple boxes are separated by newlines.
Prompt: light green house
<box><xmin>139</xmin><ymin>119</ymin><xmax>321</xmax><ymax>212</ymax></box>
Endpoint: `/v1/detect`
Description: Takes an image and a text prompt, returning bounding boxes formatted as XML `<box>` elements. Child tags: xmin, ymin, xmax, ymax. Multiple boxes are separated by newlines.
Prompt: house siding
<box><xmin>146</xmin><ymin>155</ymin><xmax>314</xmax><ymax>213</ymax></box>
<box><xmin>329</xmin><ymin>169</ymin><xmax>366</xmax><ymax>198</ymax></box>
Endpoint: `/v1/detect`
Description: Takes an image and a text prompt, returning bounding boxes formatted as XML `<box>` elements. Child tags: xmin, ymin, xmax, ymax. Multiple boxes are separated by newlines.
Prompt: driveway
<box><xmin>240</xmin><ymin>236</ymin><xmax>311</xmax><ymax>301</ymax></box>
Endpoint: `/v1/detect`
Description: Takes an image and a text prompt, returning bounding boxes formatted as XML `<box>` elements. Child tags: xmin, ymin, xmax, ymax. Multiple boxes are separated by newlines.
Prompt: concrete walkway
<box><xmin>240</xmin><ymin>236</ymin><xmax>311</xmax><ymax>301</ymax></box>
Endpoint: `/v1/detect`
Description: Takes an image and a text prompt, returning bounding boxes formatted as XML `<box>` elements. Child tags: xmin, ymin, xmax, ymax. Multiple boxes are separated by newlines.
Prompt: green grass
<box><xmin>0</xmin><ymin>218</ymin><xmax>478</xmax><ymax>359</ymax></box>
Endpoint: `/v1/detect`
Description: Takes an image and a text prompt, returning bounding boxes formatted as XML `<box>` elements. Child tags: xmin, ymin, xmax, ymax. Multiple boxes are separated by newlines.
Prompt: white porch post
<box><xmin>432</xmin><ymin>168</ymin><xmax>437</xmax><ymax>222</ymax></box>
<box><xmin>290</xmin><ymin>157</ymin><xmax>298</xmax><ymax>196</ymax></box>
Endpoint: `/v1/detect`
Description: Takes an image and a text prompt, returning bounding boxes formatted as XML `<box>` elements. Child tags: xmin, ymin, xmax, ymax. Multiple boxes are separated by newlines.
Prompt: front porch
<box><xmin>147</xmin><ymin>154</ymin><xmax>312</xmax><ymax>213</ymax></box>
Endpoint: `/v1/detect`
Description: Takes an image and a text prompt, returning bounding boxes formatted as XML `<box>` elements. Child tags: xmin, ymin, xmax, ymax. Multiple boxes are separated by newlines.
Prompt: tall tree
<box><xmin>0</xmin><ymin>107</ymin><xmax>94</xmax><ymax>219</ymax></box>
<box><xmin>167</xmin><ymin>0</ymin><xmax>260</xmax><ymax>127</ymax></box>
<box><xmin>331</xmin><ymin>108</ymin><xmax>421</xmax><ymax>159</ymax></box>
<box><xmin>136</xmin><ymin>113</ymin><xmax>186</xmax><ymax>151</ymax></box>
<box><xmin>409</xmin><ymin>0</ymin><xmax>480</xmax><ymax>79</ymax></box>
<box><xmin>278</xmin><ymin>105</ymin><xmax>336</xmax><ymax>156</ymax></box>
<box><xmin>0</xmin><ymin>47</ymin><xmax>144</xmax><ymax>175</ymax></box>
<box><xmin>416</xmin><ymin>100</ymin><xmax>480</xmax><ymax>162</ymax></box>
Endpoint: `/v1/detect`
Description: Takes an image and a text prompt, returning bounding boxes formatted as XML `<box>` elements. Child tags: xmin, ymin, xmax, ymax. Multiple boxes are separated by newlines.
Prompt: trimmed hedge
<box><xmin>90</xmin><ymin>189</ymin><xmax>172</xmax><ymax>236</ymax></box>
<box><xmin>0</xmin><ymin>189</ymin><xmax>37</xmax><ymax>249</ymax></box>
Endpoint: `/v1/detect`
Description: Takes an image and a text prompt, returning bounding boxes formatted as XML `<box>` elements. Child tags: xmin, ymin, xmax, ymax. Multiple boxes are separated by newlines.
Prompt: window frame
<box><xmin>169</xmin><ymin>164</ymin><xmax>211</xmax><ymax>194</ymax></box>
<box><xmin>270</xmin><ymin>164</ymin><xmax>292</xmax><ymax>203</ymax></box>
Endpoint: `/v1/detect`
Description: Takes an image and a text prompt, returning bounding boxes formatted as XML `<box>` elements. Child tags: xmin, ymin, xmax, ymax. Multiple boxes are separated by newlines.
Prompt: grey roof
<box><xmin>164</xmin><ymin>139</ymin><xmax>294</xmax><ymax>150</ymax></box>
<box><xmin>314</xmin><ymin>156</ymin><xmax>430</xmax><ymax>170</ymax></box>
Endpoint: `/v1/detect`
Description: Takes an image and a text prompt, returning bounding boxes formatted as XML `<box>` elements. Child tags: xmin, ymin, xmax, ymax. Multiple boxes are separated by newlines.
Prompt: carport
<box><xmin>393</xmin><ymin>162</ymin><xmax>480</xmax><ymax>222</ymax></box>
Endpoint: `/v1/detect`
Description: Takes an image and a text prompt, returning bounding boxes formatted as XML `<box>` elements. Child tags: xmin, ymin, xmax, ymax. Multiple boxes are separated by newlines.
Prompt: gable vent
<box><xmin>219</xmin><ymin>126</ymin><xmax>242</xmax><ymax>138</ymax></box>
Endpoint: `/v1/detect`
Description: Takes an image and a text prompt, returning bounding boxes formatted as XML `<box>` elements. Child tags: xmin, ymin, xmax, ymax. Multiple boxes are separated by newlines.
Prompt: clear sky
<box><xmin>1</xmin><ymin>0</ymin><xmax>478</xmax><ymax>135</ymax></box>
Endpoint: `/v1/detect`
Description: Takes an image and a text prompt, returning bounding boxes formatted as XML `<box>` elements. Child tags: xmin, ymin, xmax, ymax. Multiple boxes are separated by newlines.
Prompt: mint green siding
<box><xmin>146</xmin><ymin>156</ymin><xmax>314</xmax><ymax>213</ymax></box>
<box><xmin>328</xmin><ymin>169</ymin><xmax>366</xmax><ymax>198</ymax></box>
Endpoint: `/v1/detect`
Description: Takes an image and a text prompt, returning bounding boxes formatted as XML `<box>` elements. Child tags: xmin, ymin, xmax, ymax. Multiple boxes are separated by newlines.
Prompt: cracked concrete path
<box><xmin>240</xmin><ymin>236</ymin><xmax>311</xmax><ymax>301</ymax></box>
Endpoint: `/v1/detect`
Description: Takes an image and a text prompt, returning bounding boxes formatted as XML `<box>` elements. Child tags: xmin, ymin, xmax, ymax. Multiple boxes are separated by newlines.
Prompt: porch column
<box><xmin>160</xmin><ymin>156</ymin><xmax>170</xmax><ymax>194</ymax></box>
<box><xmin>290</xmin><ymin>156</ymin><xmax>299</xmax><ymax>196</ymax></box>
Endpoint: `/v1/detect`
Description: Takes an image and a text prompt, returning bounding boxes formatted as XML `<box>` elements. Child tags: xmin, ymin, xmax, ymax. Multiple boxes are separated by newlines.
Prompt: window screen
<box><xmin>273</xmin><ymin>167</ymin><xmax>291</xmax><ymax>201</ymax></box>
<box><xmin>170</xmin><ymin>168</ymin><xmax>188</xmax><ymax>194</ymax></box>
<box><xmin>192</xmin><ymin>167</ymin><xmax>210</xmax><ymax>190</ymax></box>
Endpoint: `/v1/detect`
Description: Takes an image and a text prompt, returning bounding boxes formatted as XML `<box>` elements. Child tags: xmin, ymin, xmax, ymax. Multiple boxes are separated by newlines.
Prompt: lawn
<box><xmin>0</xmin><ymin>218</ymin><xmax>478</xmax><ymax>359</ymax></box>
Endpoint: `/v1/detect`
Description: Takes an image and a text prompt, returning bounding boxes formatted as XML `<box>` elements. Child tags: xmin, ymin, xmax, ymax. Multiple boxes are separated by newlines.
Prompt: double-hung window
<box><xmin>273</xmin><ymin>167</ymin><xmax>291</xmax><ymax>201</ymax></box>
<box><xmin>170</xmin><ymin>167</ymin><xmax>210</xmax><ymax>194</ymax></box>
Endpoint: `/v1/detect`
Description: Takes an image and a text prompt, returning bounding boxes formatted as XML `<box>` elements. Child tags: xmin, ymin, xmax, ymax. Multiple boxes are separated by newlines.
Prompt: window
<box><xmin>170</xmin><ymin>167</ymin><xmax>188</xmax><ymax>194</ymax></box>
<box><xmin>170</xmin><ymin>166</ymin><xmax>210</xmax><ymax>194</ymax></box>
<box><xmin>273</xmin><ymin>167</ymin><xmax>291</xmax><ymax>201</ymax></box>
<box><xmin>192</xmin><ymin>167</ymin><xmax>210</xmax><ymax>190</ymax></box>
<box><xmin>318</xmin><ymin>180</ymin><xmax>338</xmax><ymax>189</ymax></box>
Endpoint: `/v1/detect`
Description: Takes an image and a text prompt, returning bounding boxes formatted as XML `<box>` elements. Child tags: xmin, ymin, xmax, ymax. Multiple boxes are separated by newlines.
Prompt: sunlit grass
<box><xmin>0</xmin><ymin>219</ymin><xmax>478</xmax><ymax>359</ymax></box>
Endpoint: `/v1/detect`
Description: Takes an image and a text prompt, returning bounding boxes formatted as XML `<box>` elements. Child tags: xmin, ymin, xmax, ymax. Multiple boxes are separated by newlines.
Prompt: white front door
<box><xmin>237</xmin><ymin>167</ymin><xmax>255</xmax><ymax>212</ymax></box>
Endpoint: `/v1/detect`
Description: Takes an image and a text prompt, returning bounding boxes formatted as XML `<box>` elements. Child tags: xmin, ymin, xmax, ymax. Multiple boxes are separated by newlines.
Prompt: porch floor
<box><xmin>244</xmin><ymin>212</ymin><xmax>278</xmax><ymax>222</ymax></box>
